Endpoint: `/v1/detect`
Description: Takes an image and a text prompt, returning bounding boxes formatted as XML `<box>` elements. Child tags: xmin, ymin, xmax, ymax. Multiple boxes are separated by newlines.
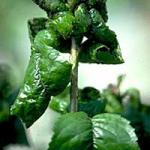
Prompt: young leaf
<box><xmin>74</xmin><ymin>3</ymin><xmax>91</xmax><ymax>36</ymax></box>
<box><xmin>32</xmin><ymin>0</ymin><xmax>68</xmax><ymax>14</ymax></box>
<box><xmin>50</xmin><ymin>11</ymin><xmax>75</xmax><ymax>39</ymax></box>
<box><xmin>48</xmin><ymin>112</ymin><xmax>140</xmax><ymax>150</ymax></box>
<box><xmin>28</xmin><ymin>18</ymin><xmax>48</xmax><ymax>43</ymax></box>
<box><xmin>87</xmin><ymin>0</ymin><xmax>108</xmax><ymax>22</ymax></box>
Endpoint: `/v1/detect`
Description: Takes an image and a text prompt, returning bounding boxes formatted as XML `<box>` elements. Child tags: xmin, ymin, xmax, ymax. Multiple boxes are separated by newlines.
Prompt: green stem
<box><xmin>70</xmin><ymin>38</ymin><xmax>79</xmax><ymax>112</ymax></box>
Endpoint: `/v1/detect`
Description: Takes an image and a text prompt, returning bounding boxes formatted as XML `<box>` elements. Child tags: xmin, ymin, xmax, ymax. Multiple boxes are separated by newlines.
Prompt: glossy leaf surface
<box><xmin>11</xmin><ymin>29</ymin><xmax>72</xmax><ymax>127</ymax></box>
<box><xmin>49</xmin><ymin>112</ymin><xmax>140</xmax><ymax>150</ymax></box>
<box><xmin>51</xmin><ymin>12</ymin><xmax>75</xmax><ymax>39</ymax></box>
<box><xmin>50</xmin><ymin>86</ymin><xmax>104</xmax><ymax>117</ymax></box>
<box><xmin>74</xmin><ymin>3</ymin><xmax>91</xmax><ymax>36</ymax></box>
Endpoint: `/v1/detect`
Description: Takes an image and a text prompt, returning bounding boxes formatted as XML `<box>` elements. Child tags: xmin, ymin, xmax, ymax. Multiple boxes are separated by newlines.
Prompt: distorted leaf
<box><xmin>32</xmin><ymin>0</ymin><xmax>68</xmax><ymax>14</ymax></box>
<box><xmin>51</xmin><ymin>11</ymin><xmax>75</xmax><ymax>39</ymax></box>
<box><xmin>79</xmin><ymin>40</ymin><xmax>124</xmax><ymax>64</ymax></box>
<box><xmin>74</xmin><ymin>3</ymin><xmax>91</xmax><ymax>35</ymax></box>
<box><xmin>11</xmin><ymin>33</ymin><xmax>72</xmax><ymax>127</ymax></box>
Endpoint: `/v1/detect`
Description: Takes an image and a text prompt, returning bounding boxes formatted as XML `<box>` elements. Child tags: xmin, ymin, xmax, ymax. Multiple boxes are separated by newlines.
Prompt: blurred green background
<box><xmin>0</xmin><ymin>0</ymin><xmax>150</xmax><ymax>149</ymax></box>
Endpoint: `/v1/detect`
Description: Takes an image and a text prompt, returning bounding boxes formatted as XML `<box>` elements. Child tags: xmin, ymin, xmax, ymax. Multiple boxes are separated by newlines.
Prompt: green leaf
<box><xmin>11</xmin><ymin>53</ymin><xmax>50</xmax><ymax>128</ymax></box>
<box><xmin>92</xmin><ymin>113</ymin><xmax>140</xmax><ymax>150</ymax></box>
<box><xmin>11</xmin><ymin>43</ymin><xmax>72</xmax><ymax>127</ymax></box>
<box><xmin>80</xmin><ymin>8</ymin><xmax>124</xmax><ymax>64</ymax></box>
<box><xmin>28</xmin><ymin>18</ymin><xmax>48</xmax><ymax>43</ymax></box>
<box><xmin>78</xmin><ymin>100</ymin><xmax>106</xmax><ymax>117</ymax></box>
<box><xmin>48</xmin><ymin>112</ymin><xmax>140</xmax><ymax>150</ymax></box>
<box><xmin>50</xmin><ymin>86</ymin><xmax>103</xmax><ymax>116</ymax></box>
<box><xmin>92</xmin><ymin>24</ymin><xmax>120</xmax><ymax>50</ymax></box>
<box><xmin>32</xmin><ymin>0</ymin><xmax>68</xmax><ymax>14</ymax></box>
<box><xmin>34</xmin><ymin>27</ymin><xmax>71</xmax><ymax>53</ymax></box>
<box><xmin>50</xmin><ymin>11</ymin><xmax>75</xmax><ymax>39</ymax></box>
<box><xmin>50</xmin><ymin>87</ymin><xmax>70</xmax><ymax>114</ymax></box>
<box><xmin>34</xmin><ymin>29</ymin><xmax>61</xmax><ymax>51</ymax></box>
<box><xmin>0</xmin><ymin>116</ymin><xmax>28</xmax><ymax>148</ymax></box>
<box><xmin>49</xmin><ymin>112</ymin><xmax>93</xmax><ymax>150</ymax></box>
<box><xmin>89</xmin><ymin>8</ymin><xmax>104</xmax><ymax>26</ymax></box>
<box><xmin>79</xmin><ymin>40</ymin><xmax>124</xmax><ymax>64</ymax></box>
<box><xmin>74</xmin><ymin>3</ymin><xmax>91</xmax><ymax>36</ymax></box>
<box><xmin>88</xmin><ymin>0</ymin><xmax>108</xmax><ymax>22</ymax></box>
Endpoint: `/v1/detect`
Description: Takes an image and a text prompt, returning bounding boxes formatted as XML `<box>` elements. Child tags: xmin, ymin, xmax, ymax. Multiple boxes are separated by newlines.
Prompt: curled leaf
<box><xmin>79</xmin><ymin>40</ymin><xmax>124</xmax><ymax>64</ymax></box>
<box><xmin>11</xmin><ymin>29</ymin><xmax>72</xmax><ymax>127</ymax></box>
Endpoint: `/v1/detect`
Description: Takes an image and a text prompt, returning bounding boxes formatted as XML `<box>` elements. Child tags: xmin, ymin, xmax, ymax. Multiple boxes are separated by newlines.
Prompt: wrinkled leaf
<box><xmin>11</xmin><ymin>32</ymin><xmax>72</xmax><ymax>127</ymax></box>
<box><xmin>87</xmin><ymin>0</ymin><xmax>108</xmax><ymax>22</ymax></box>
<box><xmin>50</xmin><ymin>11</ymin><xmax>75</xmax><ymax>39</ymax></box>
<box><xmin>34</xmin><ymin>29</ymin><xmax>61</xmax><ymax>51</ymax></box>
<box><xmin>79</xmin><ymin>40</ymin><xmax>124</xmax><ymax>64</ymax></box>
<box><xmin>11</xmin><ymin>53</ymin><xmax>50</xmax><ymax>128</ymax></box>
<box><xmin>74</xmin><ymin>3</ymin><xmax>91</xmax><ymax>36</ymax></box>
<box><xmin>49</xmin><ymin>112</ymin><xmax>140</xmax><ymax>150</ymax></box>
<box><xmin>32</xmin><ymin>0</ymin><xmax>68</xmax><ymax>14</ymax></box>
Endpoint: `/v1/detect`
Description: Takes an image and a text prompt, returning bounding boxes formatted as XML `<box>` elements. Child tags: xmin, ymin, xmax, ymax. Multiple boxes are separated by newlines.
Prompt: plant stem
<box><xmin>70</xmin><ymin>38</ymin><xmax>79</xmax><ymax>112</ymax></box>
